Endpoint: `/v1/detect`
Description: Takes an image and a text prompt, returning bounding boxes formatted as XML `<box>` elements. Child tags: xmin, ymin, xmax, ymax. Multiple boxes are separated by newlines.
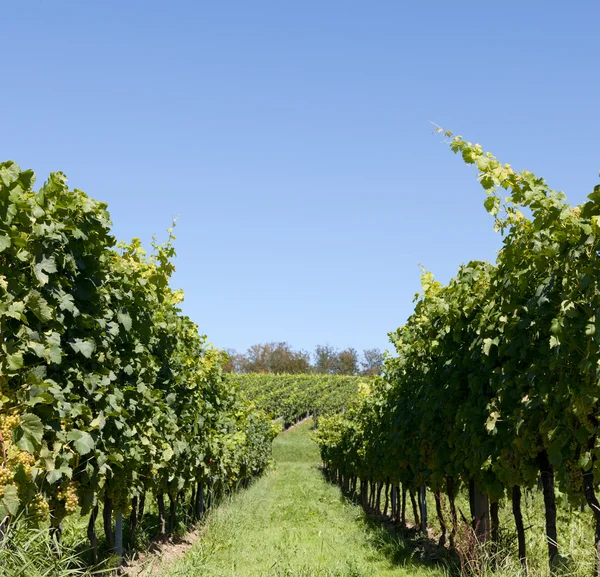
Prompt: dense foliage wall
<box><xmin>315</xmin><ymin>134</ymin><xmax>600</xmax><ymax>574</ymax></box>
<box><xmin>0</xmin><ymin>161</ymin><xmax>275</xmax><ymax>556</ymax></box>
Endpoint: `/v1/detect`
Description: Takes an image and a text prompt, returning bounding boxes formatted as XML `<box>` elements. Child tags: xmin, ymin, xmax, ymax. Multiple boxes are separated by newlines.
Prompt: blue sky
<box><xmin>2</xmin><ymin>1</ymin><xmax>599</xmax><ymax>356</ymax></box>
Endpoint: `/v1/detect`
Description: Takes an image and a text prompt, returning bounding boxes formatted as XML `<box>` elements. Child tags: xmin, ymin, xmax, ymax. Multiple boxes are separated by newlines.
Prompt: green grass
<box><xmin>0</xmin><ymin>515</ymin><xmax>97</xmax><ymax>577</ymax></box>
<box><xmin>162</xmin><ymin>420</ymin><xmax>450</xmax><ymax>577</ymax></box>
<box><xmin>425</xmin><ymin>484</ymin><xmax>595</xmax><ymax>576</ymax></box>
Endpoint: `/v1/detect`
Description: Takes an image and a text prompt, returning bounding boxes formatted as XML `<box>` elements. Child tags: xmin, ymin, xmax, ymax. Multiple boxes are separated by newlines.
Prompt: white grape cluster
<box><xmin>31</xmin><ymin>493</ymin><xmax>50</xmax><ymax>521</ymax></box>
<box><xmin>0</xmin><ymin>466</ymin><xmax>13</xmax><ymax>485</ymax></box>
<box><xmin>14</xmin><ymin>451</ymin><xmax>35</xmax><ymax>478</ymax></box>
<box><xmin>107</xmin><ymin>476</ymin><xmax>133</xmax><ymax>513</ymax></box>
<box><xmin>0</xmin><ymin>414</ymin><xmax>30</xmax><ymax>505</ymax></box>
<box><xmin>58</xmin><ymin>482</ymin><xmax>79</xmax><ymax>513</ymax></box>
<box><xmin>0</xmin><ymin>413</ymin><xmax>19</xmax><ymax>441</ymax></box>
<box><xmin>0</xmin><ymin>462</ymin><xmax>15</xmax><ymax>500</ymax></box>
<box><xmin>566</xmin><ymin>460</ymin><xmax>584</xmax><ymax>492</ymax></box>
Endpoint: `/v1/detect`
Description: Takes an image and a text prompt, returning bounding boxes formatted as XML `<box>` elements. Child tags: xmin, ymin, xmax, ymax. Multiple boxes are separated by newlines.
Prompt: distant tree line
<box><xmin>224</xmin><ymin>342</ymin><xmax>383</xmax><ymax>376</ymax></box>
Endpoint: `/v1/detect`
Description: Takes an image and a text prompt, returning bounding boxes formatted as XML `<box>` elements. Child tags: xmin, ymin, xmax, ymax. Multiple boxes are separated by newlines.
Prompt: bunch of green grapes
<box><xmin>0</xmin><ymin>413</ymin><xmax>19</xmax><ymax>441</ymax></box>
<box><xmin>58</xmin><ymin>482</ymin><xmax>79</xmax><ymax>513</ymax></box>
<box><xmin>566</xmin><ymin>460</ymin><xmax>584</xmax><ymax>492</ymax></box>
<box><xmin>13</xmin><ymin>450</ymin><xmax>35</xmax><ymax>478</ymax></box>
<box><xmin>0</xmin><ymin>465</ymin><xmax>13</xmax><ymax>485</ymax></box>
<box><xmin>122</xmin><ymin>499</ymin><xmax>133</xmax><ymax>516</ymax></box>
<box><xmin>0</xmin><ymin>460</ymin><xmax>15</xmax><ymax>501</ymax></box>
<box><xmin>106</xmin><ymin>475</ymin><xmax>133</xmax><ymax>513</ymax></box>
<box><xmin>31</xmin><ymin>493</ymin><xmax>50</xmax><ymax>522</ymax></box>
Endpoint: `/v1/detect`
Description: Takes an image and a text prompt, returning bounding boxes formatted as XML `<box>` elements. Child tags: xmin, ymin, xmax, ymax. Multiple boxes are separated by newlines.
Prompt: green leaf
<box><xmin>576</xmin><ymin>427</ymin><xmax>589</xmax><ymax>445</ymax></box>
<box><xmin>45</xmin><ymin>343</ymin><xmax>62</xmax><ymax>364</ymax></box>
<box><xmin>485</xmin><ymin>411</ymin><xmax>499</xmax><ymax>432</ymax></box>
<box><xmin>15</xmin><ymin>432</ymin><xmax>40</xmax><ymax>453</ymax></box>
<box><xmin>27</xmin><ymin>293</ymin><xmax>53</xmax><ymax>322</ymax></box>
<box><xmin>483</xmin><ymin>195</ymin><xmax>500</xmax><ymax>216</ymax></box>
<box><xmin>67</xmin><ymin>430</ymin><xmax>95</xmax><ymax>455</ymax></box>
<box><xmin>28</xmin><ymin>341</ymin><xmax>46</xmax><ymax>358</ymax></box>
<box><xmin>6</xmin><ymin>352</ymin><xmax>24</xmax><ymax>371</ymax></box>
<box><xmin>5</xmin><ymin>301</ymin><xmax>25</xmax><ymax>321</ymax></box>
<box><xmin>162</xmin><ymin>446</ymin><xmax>174</xmax><ymax>462</ymax></box>
<box><xmin>0</xmin><ymin>234</ymin><xmax>11</xmax><ymax>252</ymax></box>
<box><xmin>549</xmin><ymin>335</ymin><xmax>560</xmax><ymax>348</ymax></box>
<box><xmin>58</xmin><ymin>293</ymin><xmax>78</xmax><ymax>314</ymax></box>
<box><xmin>69</xmin><ymin>338</ymin><xmax>96</xmax><ymax>359</ymax></box>
<box><xmin>547</xmin><ymin>442</ymin><xmax>564</xmax><ymax>467</ymax></box>
<box><xmin>40</xmin><ymin>447</ymin><xmax>55</xmax><ymax>472</ymax></box>
<box><xmin>26</xmin><ymin>390</ymin><xmax>55</xmax><ymax>406</ymax></box>
<box><xmin>482</xmin><ymin>337</ymin><xmax>498</xmax><ymax>356</ymax></box>
<box><xmin>33</xmin><ymin>255</ymin><xmax>57</xmax><ymax>285</ymax></box>
<box><xmin>90</xmin><ymin>412</ymin><xmax>106</xmax><ymax>430</ymax></box>
<box><xmin>46</xmin><ymin>469</ymin><xmax>63</xmax><ymax>484</ymax></box>
<box><xmin>19</xmin><ymin>413</ymin><xmax>44</xmax><ymax>445</ymax></box>
<box><xmin>480</xmin><ymin>175</ymin><xmax>495</xmax><ymax>190</ymax></box>
<box><xmin>580</xmin><ymin>452</ymin><xmax>592</xmax><ymax>470</ymax></box>
<box><xmin>117</xmin><ymin>310</ymin><xmax>132</xmax><ymax>331</ymax></box>
<box><xmin>0</xmin><ymin>161</ymin><xmax>21</xmax><ymax>187</ymax></box>
<box><xmin>0</xmin><ymin>484</ymin><xmax>20</xmax><ymax>517</ymax></box>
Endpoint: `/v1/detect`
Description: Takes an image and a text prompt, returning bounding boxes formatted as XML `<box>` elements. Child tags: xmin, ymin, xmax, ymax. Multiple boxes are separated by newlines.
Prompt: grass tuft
<box><xmin>0</xmin><ymin>515</ymin><xmax>101</xmax><ymax>577</ymax></box>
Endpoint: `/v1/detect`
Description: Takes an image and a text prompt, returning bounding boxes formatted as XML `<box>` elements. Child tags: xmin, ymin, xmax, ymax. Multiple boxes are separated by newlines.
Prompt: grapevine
<box><xmin>0</xmin><ymin>160</ymin><xmax>275</xmax><ymax>560</ymax></box>
<box><xmin>316</xmin><ymin>134</ymin><xmax>600</xmax><ymax>571</ymax></box>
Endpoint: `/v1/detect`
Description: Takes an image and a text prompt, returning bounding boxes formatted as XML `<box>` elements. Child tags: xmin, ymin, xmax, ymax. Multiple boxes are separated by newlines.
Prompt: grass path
<box><xmin>163</xmin><ymin>420</ymin><xmax>449</xmax><ymax>577</ymax></box>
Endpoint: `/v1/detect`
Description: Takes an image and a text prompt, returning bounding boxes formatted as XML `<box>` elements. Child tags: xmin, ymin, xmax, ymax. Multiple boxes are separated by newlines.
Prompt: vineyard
<box><xmin>3</xmin><ymin>131</ymin><xmax>600</xmax><ymax>577</ymax></box>
<box><xmin>315</xmin><ymin>132</ymin><xmax>600</xmax><ymax>575</ymax></box>
<box><xmin>229</xmin><ymin>373</ymin><xmax>362</xmax><ymax>428</ymax></box>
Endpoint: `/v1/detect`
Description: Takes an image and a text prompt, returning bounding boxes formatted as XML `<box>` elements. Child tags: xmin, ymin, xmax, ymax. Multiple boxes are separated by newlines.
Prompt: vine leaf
<box><xmin>69</xmin><ymin>338</ymin><xmax>96</xmax><ymax>358</ymax></box>
<box><xmin>33</xmin><ymin>255</ymin><xmax>57</xmax><ymax>285</ymax></box>
<box><xmin>0</xmin><ymin>485</ymin><xmax>20</xmax><ymax>517</ymax></box>
<box><xmin>117</xmin><ymin>310</ymin><xmax>132</xmax><ymax>331</ymax></box>
<box><xmin>7</xmin><ymin>353</ymin><xmax>24</xmax><ymax>371</ymax></box>
<box><xmin>0</xmin><ymin>234</ymin><xmax>11</xmax><ymax>252</ymax></box>
<box><xmin>0</xmin><ymin>161</ymin><xmax>20</xmax><ymax>186</ymax></box>
<box><xmin>67</xmin><ymin>430</ymin><xmax>95</xmax><ymax>455</ymax></box>
<box><xmin>14</xmin><ymin>413</ymin><xmax>44</xmax><ymax>452</ymax></box>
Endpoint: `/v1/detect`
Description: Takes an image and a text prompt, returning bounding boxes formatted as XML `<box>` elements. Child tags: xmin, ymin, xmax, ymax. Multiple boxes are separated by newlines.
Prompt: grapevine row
<box><xmin>0</xmin><ymin>162</ymin><xmax>275</xmax><ymax>560</ymax></box>
<box><xmin>316</xmin><ymin>134</ymin><xmax>600</xmax><ymax>575</ymax></box>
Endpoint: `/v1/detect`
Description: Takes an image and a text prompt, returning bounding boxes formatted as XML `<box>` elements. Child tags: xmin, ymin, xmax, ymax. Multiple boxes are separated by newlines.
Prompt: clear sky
<box><xmin>2</xmin><ymin>1</ymin><xmax>599</xmax><ymax>356</ymax></box>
